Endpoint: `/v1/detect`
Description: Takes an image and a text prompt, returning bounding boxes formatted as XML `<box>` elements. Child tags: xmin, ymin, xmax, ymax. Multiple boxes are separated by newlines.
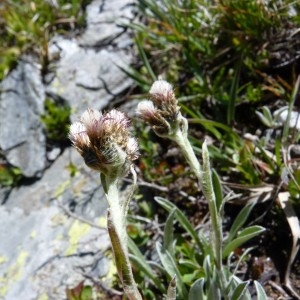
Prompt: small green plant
<box><xmin>0</xmin><ymin>160</ymin><xmax>22</xmax><ymax>187</ymax></box>
<box><xmin>41</xmin><ymin>98</ymin><xmax>71</xmax><ymax>144</ymax></box>
<box><xmin>0</xmin><ymin>0</ymin><xmax>90</xmax><ymax>80</ymax></box>
<box><xmin>116</xmin><ymin>0</ymin><xmax>300</xmax><ymax>297</ymax></box>
<box><xmin>69</xmin><ymin>80</ymin><xmax>268</xmax><ymax>299</ymax></box>
<box><xmin>66</xmin><ymin>281</ymin><xmax>93</xmax><ymax>300</ymax></box>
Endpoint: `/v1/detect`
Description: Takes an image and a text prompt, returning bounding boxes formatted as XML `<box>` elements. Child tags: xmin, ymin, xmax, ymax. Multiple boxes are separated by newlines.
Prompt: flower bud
<box><xmin>149</xmin><ymin>80</ymin><xmax>174</xmax><ymax>107</ymax></box>
<box><xmin>137</xmin><ymin>80</ymin><xmax>181</xmax><ymax>137</ymax></box>
<box><xmin>69</xmin><ymin>108</ymin><xmax>139</xmax><ymax>176</ymax></box>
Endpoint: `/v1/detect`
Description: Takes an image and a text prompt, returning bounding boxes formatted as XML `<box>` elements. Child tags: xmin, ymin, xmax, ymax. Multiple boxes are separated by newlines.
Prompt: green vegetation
<box><xmin>1</xmin><ymin>0</ymin><xmax>300</xmax><ymax>298</ymax></box>
<box><xmin>0</xmin><ymin>0</ymin><xmax>87</xmax><ymax>185</ymax></box>
<box><xmin>41</xmin><ymin>98</ymin><xmax>71</xmax><ymax>144</ymax></box>
<box><xmin>0</xmin><ymin>0</ymin><xmax>90</xmax><ymax>80</ymax></box>
<box><xmin>124</xmin><ymin>0</ymin><xmax>300</xmax><ymax>298</ymax></box>
<box><xmin>0</xmin><ymin>158</ymin><xmax>22</xmax><ymax>187</ymax></box>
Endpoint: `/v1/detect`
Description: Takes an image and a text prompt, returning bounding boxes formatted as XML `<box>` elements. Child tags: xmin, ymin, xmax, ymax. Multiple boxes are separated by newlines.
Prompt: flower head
<box><xmin>149</xmin><ymin>80</ymin><xmax>174</xmax><ymax>105</ymax></box>
<box><xmin>137</xmin><ymin>80</ymin><xmax>182</xmax><ymax>137</ymax></box>
<box><xmin>69</xmin><ymin>122</ymin><xmax>90</xmax><ymax>152</ymax></box>
<box><xmin>69</xmin><ymin>108</ymin><xmax>139</xmax><ymax>175</ymax></box>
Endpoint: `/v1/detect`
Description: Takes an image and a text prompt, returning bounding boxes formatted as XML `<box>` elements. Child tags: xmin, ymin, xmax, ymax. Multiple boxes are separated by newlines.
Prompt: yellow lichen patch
<box><xmin>107</xmin><ymin>259</ymin><xmax>117</xmax><ymax>280</ymax></box>
<box><xmin>30</xmin><ymin>230</ymin><xmax>37</xmax><ymax>239</ymax></box>
<box><xmin>0</xmin><ymin>256</ymin><xmax>7</xmax><ymax>264</ymax></box>
<box><xmin>102</xmin><ymin>258</ymin><xmax>117</xmax><ymax>284</ymax></box>
<box><xmin>0</xmin><ymin>250</ymin><xmax>28</xmax><ymax>297</ymax></box>
<box><xmin>65</xmin><ymin>220</ymin><xmax>91</xmax><ymax>255</ymax></box>
<box><xmin>37</xmin><ymin>292</ymin><xmax>49</xmax><ymax>300</ymax></box>
<box><xmin>54</xmin><ymin>179</ymin><xmax>70</xmax><ymax>199</ymax></box>
<box><xmin>97</xmin><ymin>216</ymin><xmax>107</xmax><ymax>228</ymax></box>
<box><xmin>0</xmin><ymin>276</ymin><xmax>8</xmax><ymax>296</ymax></box>
<box><xmin>10</xmin><ymin>250</ymin><xmax>28</xmax><ymax>280</ymax></box>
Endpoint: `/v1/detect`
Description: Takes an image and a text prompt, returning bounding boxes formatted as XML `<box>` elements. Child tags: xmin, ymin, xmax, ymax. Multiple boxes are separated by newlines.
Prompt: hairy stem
<box><xmin>202</xmin><ymin>141</ymin><xmax>228</xmax><ymax>299</ymax></box>
<box><xmin>104</xmin><ymin>175</ymin><xmax>142</xmax><ymax>300</ymax></box>
<box><xmin>171</xmin><ymin>118</ymin><xmax>202</xmax><ymax>188</ymax></box>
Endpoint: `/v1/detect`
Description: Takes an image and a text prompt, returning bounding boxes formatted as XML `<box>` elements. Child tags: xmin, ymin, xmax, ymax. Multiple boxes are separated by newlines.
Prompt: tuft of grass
<box><xmin>125</xmin><ymin>1</ymin><xmax>300</xmax><ymax>298</ymax></box>
<box><xmin>129</xmin><ymin>0</ymin><xmax>300</xmax><ymax>186</ymax></box>
<box><xmin>0</xmin><ymin>0</ymin><xmax>90</xmax><ymax>80</ymax></box>
<box><xmin>41</xmin><ymin>98</ymin><xmax>71</xmax><ymax>144</ymax></box>
<box><xmin>0</xmin><ymin>159</ymin><xmax>22</xmax><ymax>187</ymax></box>
<box><xmin>130</xmin><ymin>0</ymin><xmax>299</xmax><ymax>108</ymax></box>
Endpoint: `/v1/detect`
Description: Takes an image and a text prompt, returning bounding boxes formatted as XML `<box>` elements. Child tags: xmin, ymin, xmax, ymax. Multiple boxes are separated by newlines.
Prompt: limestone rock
<box><xmin>79</xmin><ymin>0</ymin><xmax>137</xmax><ymax>47</ymax></box>
<box><xmin>0</xmin><ymin>0</ymin><xmax>138</xmax><ymax>298</ymax></box>
<box><xmin>0</xmin><ymin>148</ymin><xmax>111</xmax><ymax>298</ymax></box>
<box><xmin>0</xmin><ymin>58</ymin><xmax>46</xmax><ymax>178</ymax></box>
<box><xmin>0</xmin><ymin>205</ymin><xmax>110</xmax><ymax>299</ymax></box>
<box><xmin>47</xmin><ymin>39</ymin><xmax>133</xmax><ymax>121</ymax></box>
<box><xmin>47</xmin><ymin>0</ymin><xmax>137</xmax><ymax>121</ymax></box>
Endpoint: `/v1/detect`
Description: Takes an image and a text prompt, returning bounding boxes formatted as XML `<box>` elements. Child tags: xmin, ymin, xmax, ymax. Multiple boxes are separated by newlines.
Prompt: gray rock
<box><xmin>0</xmin><ymin>58</ymin><xmax>46</xmax><ymax>178</ymax></box>
<box><xmin>0</xmin><ymin>205</ymin><xmax>110</xmax><ymax>299</ymax></box>
<box><xmin>0</xmin><ymin>0</ymin><xmax>139</xmax><ymax>298</ymax></box>
<box><xmin>47</xmin><ymin>37</ymin><xmax>134</xmax><ymax>122</ymax></box>
<box><xmin>4</xmin><ymin>147</ymin><xmax>106</xmax><ymax>217</ymax></box>
<box><xmin>47</xmin><ymin>0</ymin><xmax>137</xmax><ymax>121</ymax></box>
<box><xmin>47</xmin><ymin>146</ymin><xmax>61</xmax><ymax>161</ymax></box>
<box><xmin>274</xmin><ymin>106</ymin><xmax>300</xmax><ymax>131</ymax></box>
<box><xmin>1</xmin><ymin>148</ymin><xmax>111</xmax><ymax>299</ymax></box>
<box><xmin>79</xmin><ymin>0</ymin><xmax>137</xmax><ymax>47</ymax></box>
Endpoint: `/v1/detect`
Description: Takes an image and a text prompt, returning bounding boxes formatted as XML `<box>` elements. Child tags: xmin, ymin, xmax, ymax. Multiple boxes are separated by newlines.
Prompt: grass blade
<box><xmin>155</xmin><ymin>196</ymin><xmax>204</xmax><ymax>253</ymax></box>
<box><xmin>222</xmin><ymin>226</ymin><xmax>265</xmax><ymax>258</ymax></box>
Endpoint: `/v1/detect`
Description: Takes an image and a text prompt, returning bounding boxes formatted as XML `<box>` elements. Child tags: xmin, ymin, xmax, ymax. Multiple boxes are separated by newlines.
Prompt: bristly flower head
<box><xmin>137</xmin><ymin>80</ymin><xmax>183</xmax><ymax>136</ymax></box>
<box><xmin>69</xmin><ymin>108</ymin><xmax>139</xmax><ymax>175</ymax></box>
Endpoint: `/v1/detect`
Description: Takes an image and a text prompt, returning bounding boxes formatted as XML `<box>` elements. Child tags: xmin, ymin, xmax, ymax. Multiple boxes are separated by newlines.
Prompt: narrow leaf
<box><xmin>128</xmin><ymin>237</ymin><xmax>165</xmax><ymax>292</ymax></box>
<box><xmin>100</xmin><ymin>173</ymin><xmax>108</xmax><ymax>194</ymax></box>
<box><xmin>227</xmin><ymin>60</ymin><xmax>241</xmax><ymax>125</ymax></box>
<box><xmin>254</xmin><ymin>280</ymin><xmax>268</xmax><ymax>300</ymax></box>
<box><xmin>155</xmin><ymin>197</ymin><xmax>204</xmax><ymax>253</ymax></box>
<box><xmin>222</xmin><ymin>226</ymin><xmax>265</xmax><ymax>258</ymax></box>
<box><xmin>283</xmin><ymin>75</ymin><xmax>300</xmax><ymax>143</ymax></box>
<box><xmin>277</xmin><ymin>192</ymin><xmax>300</xmax><ymax>298</ymax></box>
<box><xmin>203</xmin><ymin>255</ymin><xmax>212</xmax><ymax>288</ymax></box>
<box><xmin>135</xmin><ymin>35</ymin><xmax>156</xmax><ymax>81</ymax></box>
<box><xmin>261</xmin><ymin>106</ymin><xmax>273</xmax><ymax>124</ymax></box>
<box><xmin>188</xmin><ymin>278</ymin><xmax>206</xmax><ymax>300</ymax></box>
<box><xmin>163</xmin><ymin>208</ymin><xmax>176</xmax><ymax>256</ymax></box>
<box><xmin>231</xmin><ymin>281</ymin><xmax>249</xmax><ymax>300</ymax></box>
<box><xmin>226</xmin><ymin>203</ymin><xmax>255</xmax><ymax>245</ymax></box>
<box><xmin>156</xmin><ymin>242</ymin><xmax>188</xmax><ymax>298</ymax></box>
<box><xmin>166</xmin><ymin>276</ymin><xmax>177</xmax><ymax>300</ymax></box>
<box><xmin>207</xmin><ymin>279</ymin><xmax>221</xmax><ymax>300</ymax></box>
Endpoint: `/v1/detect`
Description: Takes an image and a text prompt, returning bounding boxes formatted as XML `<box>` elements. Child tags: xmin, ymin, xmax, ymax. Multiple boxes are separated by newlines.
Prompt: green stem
<box><xmin>104</xmin><ymin>175</ymin><xmax>142</xmax><ymax>300</ymax></box>
<box><xmin>172</xmin><ymin>127</ymin><xmax>228</xmax><ymax>298</ymax></box>
<box><xmin>171</xmin><ymin>119</ymin><xmax>202</xmax><ymax>188</ymax></box>
<box><xmin>202</xmin><ymin>142</ymin><xmax>228</xmax><ymax>299</ymax></box>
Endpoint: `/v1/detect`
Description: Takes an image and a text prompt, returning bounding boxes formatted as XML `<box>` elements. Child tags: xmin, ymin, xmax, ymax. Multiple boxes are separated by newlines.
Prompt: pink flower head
<box><xmin>137</xmin><ymin>80</ymin><xmax>181</xmax><ymax>136</ymax></box>
<box><xmin>69</xmin><ymin>108</ymin><xmax>139</xmax><ymax>174</ymax></box>
<box><xmin>149</xmin><ymin>80</ymin><xmax>178</xmax><ymax>115</ymax></box>
<box><xmin>149</xmin><ymin>80</ymin><xmax>174</xmax><ymax>106</ymax></box>
<box><xmin>69</xmin><ymin>121</ymin><xmax>91</xmax><ymax>157</ymax></box>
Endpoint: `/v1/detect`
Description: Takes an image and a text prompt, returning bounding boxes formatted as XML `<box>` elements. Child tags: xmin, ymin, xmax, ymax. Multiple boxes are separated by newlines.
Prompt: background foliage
<box><xmin>126</xmin><ymin>0</ymin><xmax>300</xmax><ymax>298</ymax></box>
<box><xmin>1</xmin><ymin>0</ymin><xmax>300</xmax><ymax>298</ymax></box>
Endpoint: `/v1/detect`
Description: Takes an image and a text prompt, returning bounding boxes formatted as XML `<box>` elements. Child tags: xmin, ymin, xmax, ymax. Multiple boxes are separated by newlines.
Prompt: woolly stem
<box><xmin>202</xmin><ymin>141</ymin><xmax>228</xmax><ymax>299</ymax></box>
<box><xmin>103</xmin><ymin>174</ymin><xmax>142</xmax><ymax>300</ymax></box>
<box><xmin>171</xmin><ymin>117</ymin><xmax>202</xmax><ymax>188</ymax></box>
